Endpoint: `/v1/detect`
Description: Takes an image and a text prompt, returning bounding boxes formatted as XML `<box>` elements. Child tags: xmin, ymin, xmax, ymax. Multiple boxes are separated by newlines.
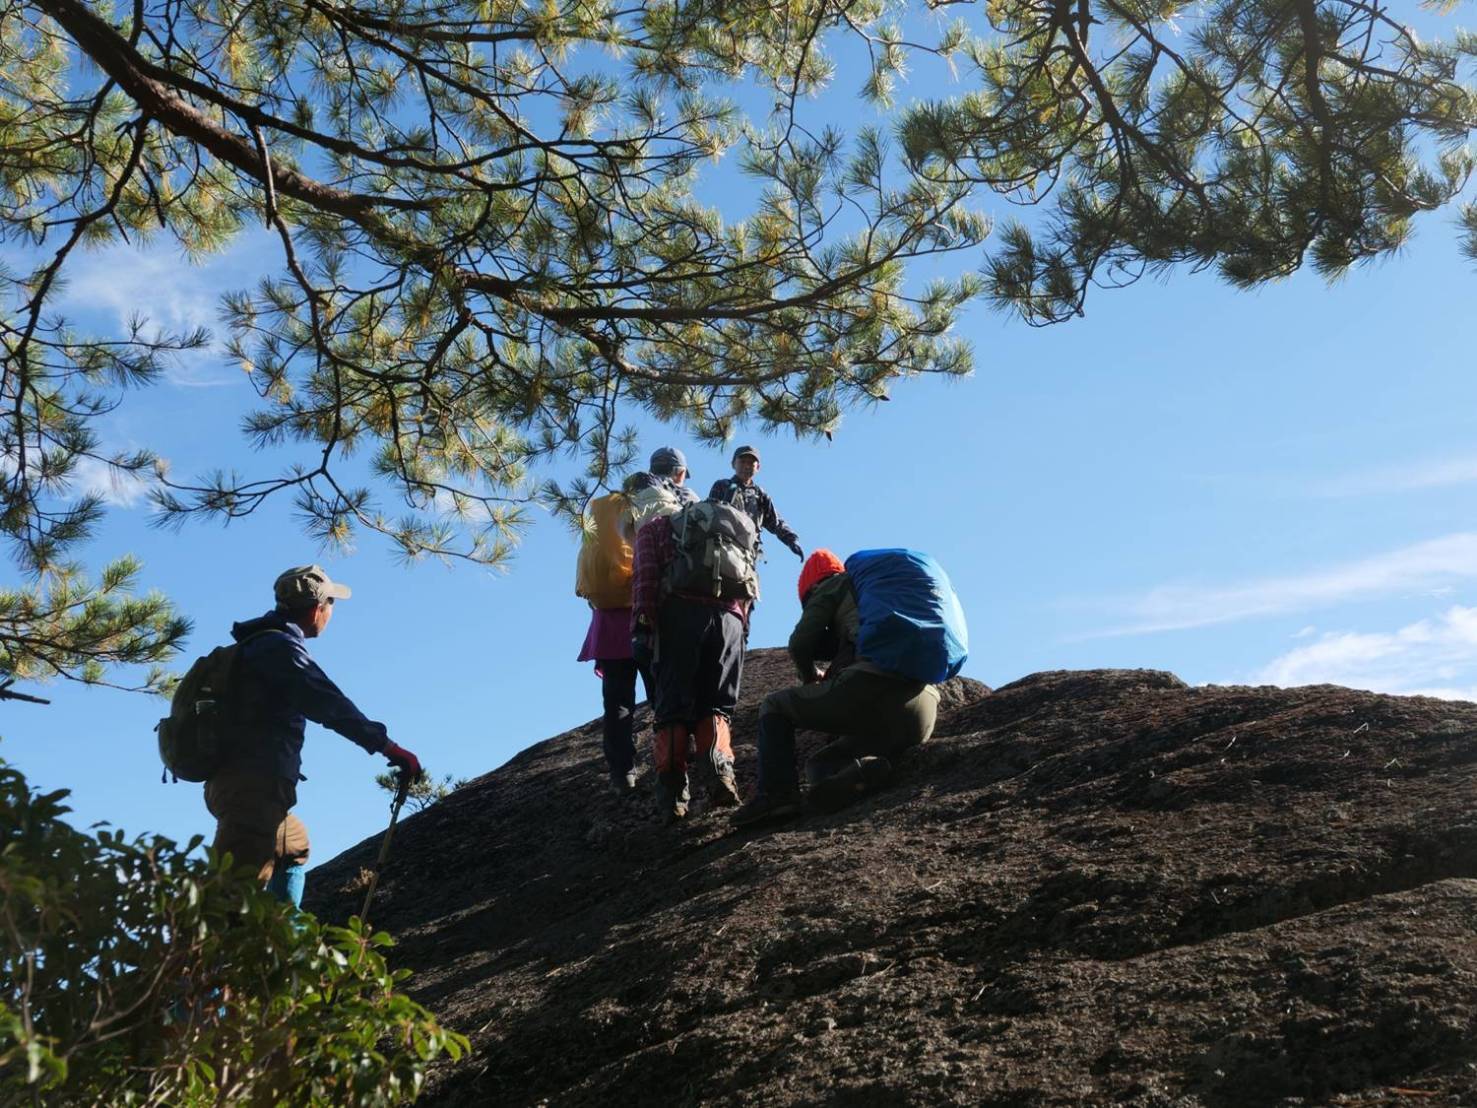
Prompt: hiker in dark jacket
<box><xmin>708</xmin><ymin>445</ymin><xmax>802</xmax><ymax>560</ymax></box>
<box><xmin>733</xmin><ymin>549</ymin><xmax>940</xmax><ymax>827</ymax></box>
<box><xmin>631</xmin><ymin>505</ymin><xmax>749</xmax><ymax>822</ymax></box>
<box><xmin>207</xmin><ymin>565</ymin><xmax>422</xmax><ymax>906</ymax></box>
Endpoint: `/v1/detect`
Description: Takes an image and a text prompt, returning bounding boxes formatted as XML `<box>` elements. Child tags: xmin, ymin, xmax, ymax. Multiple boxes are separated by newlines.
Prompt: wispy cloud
<box><xmin>1253</xmin><ymin>606</ymin><xmax>1477</xmax><ymax>702</ymax></box>
<box><xmin>1083</xmin><ymin>532</ymin><xmax>1477</xmax><ymax>637</ymax></box>
<box><xmin>1312</xmin><ymin>455</ymin><xmax>1477</xmax><ymax>497</ymax></box>
<box><xmin>62</xmin><ymin>248</ymin><xmax>217</xmax><ymax>336</ymax></box>
<box><xmin>56</xmin><ymin>235</ymin><xmax>275</xmax><ymax>389</ymax></box>
<box><xmin>67</xmin><ymin>455</ymin><xmax>156</xmax><ymax>508</ymax></box>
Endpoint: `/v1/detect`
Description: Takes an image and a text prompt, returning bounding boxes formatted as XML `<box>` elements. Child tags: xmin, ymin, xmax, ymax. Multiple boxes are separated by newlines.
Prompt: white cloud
<box><xmin>67</xmin><ymin>455</ymin><xmax>155</xmax><ymax>508</ymax></box>
<box><xmin>1253</xmin><ymin>606</ymin><xmax>1477</xmax><ymax>703</ymax></box>
<box><xmin>56</xmin><ymin>235</ymin><xmax>276</xmax><ymax>389</ymax></box>
<box><xmin>1313</xmin><ymin>454</ymin><xmax>1477</xmax><ymax>497</ymax></box>
<box><xmin>62</xmin><ymin>247</ymin><xmax>217</xmax><ymax>336</ymax></box>
<box><xmin>1084</xmin><ymin>532</ymin><xmax>1477</xmax><ymax>637</ymax></box>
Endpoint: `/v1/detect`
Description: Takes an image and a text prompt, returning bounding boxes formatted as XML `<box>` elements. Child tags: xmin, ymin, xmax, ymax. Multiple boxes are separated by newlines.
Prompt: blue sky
<box><xmin>7</xmin><ymin>29</ymin><xmax>1477</xmax><ymax>867</ymax></box>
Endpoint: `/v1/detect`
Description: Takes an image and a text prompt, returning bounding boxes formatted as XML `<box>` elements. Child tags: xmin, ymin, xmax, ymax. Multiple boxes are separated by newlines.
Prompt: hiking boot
<box><xmin>610</xmin><ymin>769</ymin><xmax>639</xmax><ymax>794</ymax></box>
<box><xmin>655</xmin><ymin>770</ymin><xmax>690</xmax><ymax>825</ymax></box>
<box><xmin>732</xmin><ymin>791</ymin><xmax>802</xmax><ymax>828</ymax></box>
<box><xmin>707</xmin><ymin>773</ymin><xmax>742</xmax><ymax>809</ymax></box>
<box><xmin>808</xmin><ymin>756</ymin><xmax>893</xmax><ymax>814</ymax></box>
<box><xmin>858</xmin><ymin>755</ymin><xmax>892</xmax><ymax>788</ymax></box>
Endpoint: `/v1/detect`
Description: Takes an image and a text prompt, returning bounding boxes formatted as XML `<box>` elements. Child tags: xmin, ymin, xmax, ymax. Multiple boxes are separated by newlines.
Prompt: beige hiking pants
<box><xmin>204</xmin><ymin>768</ymin><xmax>310</xmax><ymax>883</ymax></box>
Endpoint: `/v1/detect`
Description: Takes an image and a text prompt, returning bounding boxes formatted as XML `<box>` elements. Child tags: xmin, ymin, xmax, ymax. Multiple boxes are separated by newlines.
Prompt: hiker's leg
<box><xmin>652</xmin><ymin>722</ymin><xmax>691</xmax><ymax>821</ymax></box>
<box><xmin>694</xmin><ymin>712</ymin><xmax>735</xmax><ymax>778</ymax></box>
<box><xmin>598</xmin><ymin>657</ymin><xmax>640</xmax><ymax>778</ymax></box>
<box><xmin>693</xmin><ymin>713</ymin><xmax>740</xmax><ymax>807</ymax></box>
<box><xmin>760</xmin><ymin>669</ymin><xmax>885</xmax><ymax>797</ymax></box>
<box><xmin>266</xmin><ymin>811</ymin><xmax>311</xmax><ymax>908</ymax></box>
<box><xmin>653</xmin><ymin>600</ymin><xmax>703</xmax><ymax>726</ymax></box>
<box><xmin>804</xmin><ymin>735</ymin><xmax>866</xmax><ymax>787</ymax></box>
<box><xmin>755</xmin><ymin>695</ymin><xmax>803</xmax><ymax>801</ymax></box>
<box><xmin>872</xmin><ymin>679</ymin><xmax>941</xmax><ymax>758</ymax></box>
<box><xmin>205</xmin><ymin>769</ymin><xmax>291</xmax><ymax>885</ymax></box>
<box><xmin>686</xmin><ymin>608</ymin><xmax>743</xmax><ymax>808</ymax></box>
<box><xmin>709</xmin><ymin>609</ymin><xmax>745</xmax><ymax>720</ymax></box>
<box><xmin>732</xmin><ymin>707</ymin><xmax>805</xmax><ymax>826</ymax></box>
<box><xmin>804</xmin><ymin>679</ymin><xmax>941</xmax><ymax>812</ymax></box>
<box><xmin>652</xmin><ymin>601</ymin><xmax>706</xmax><ymax>820</ymax></box>
<box><xmin>266</xmin><ymin>863</ymin><xmax>307</xmax><ymax>908</ymax></box>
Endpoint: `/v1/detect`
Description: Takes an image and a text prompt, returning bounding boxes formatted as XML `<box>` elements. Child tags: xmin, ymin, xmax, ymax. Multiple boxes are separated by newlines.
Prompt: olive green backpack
<box><xmin>155</xmin><ymin>630</ymin><xmax>279</xmax><ymax>782</ymax></box>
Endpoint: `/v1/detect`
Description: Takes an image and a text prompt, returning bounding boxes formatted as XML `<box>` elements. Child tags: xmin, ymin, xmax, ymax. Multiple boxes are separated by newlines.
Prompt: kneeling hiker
<box><xmin>734</xmin><ymin>548</ymin><xmax>968</xmax><ymax>826</ymax></box>
<box><xmin>631</xmin><ymin>498</ymin><xmax>759</xmax><ymax>822</ymax></box>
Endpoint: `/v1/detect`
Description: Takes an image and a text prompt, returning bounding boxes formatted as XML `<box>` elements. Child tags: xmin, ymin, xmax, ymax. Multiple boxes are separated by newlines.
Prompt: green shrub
<box><xmin>374</xmin><ymin>772</ymin><xmax>468</xmax><ymax>813</ymax></box>
<box><xmin>0</xmin><ymin>757</ymin><xmax>467</xmax><ymax>1105</ymax></box>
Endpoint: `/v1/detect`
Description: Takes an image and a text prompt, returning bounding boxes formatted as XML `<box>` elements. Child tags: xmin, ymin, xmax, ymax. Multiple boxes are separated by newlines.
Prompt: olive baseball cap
<box><xmin>274</xmin><ymin>564</ymin><xmax>352</xmax><ymax>607</ymax></box>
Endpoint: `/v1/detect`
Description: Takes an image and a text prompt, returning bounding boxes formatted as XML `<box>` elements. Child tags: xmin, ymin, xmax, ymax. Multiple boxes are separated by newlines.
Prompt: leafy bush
<box><xmin>0</xmin><ymin>757</ymin><xmax>467</xmax><ymax>1105</ymax></box>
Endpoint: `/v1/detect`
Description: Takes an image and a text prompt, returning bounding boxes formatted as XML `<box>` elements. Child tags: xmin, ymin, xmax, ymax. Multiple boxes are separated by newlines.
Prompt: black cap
<box><xmin>732</xmin><ymin>445</ymin><xmax>760</xmax><ymax>463</ymax></box>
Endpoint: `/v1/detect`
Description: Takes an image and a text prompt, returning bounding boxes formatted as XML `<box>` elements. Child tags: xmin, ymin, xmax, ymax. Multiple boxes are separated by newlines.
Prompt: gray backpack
<box><xmin>665</xmin><ymin>501</ymin><xmax>760</xmax><ymax>602</ymax></box>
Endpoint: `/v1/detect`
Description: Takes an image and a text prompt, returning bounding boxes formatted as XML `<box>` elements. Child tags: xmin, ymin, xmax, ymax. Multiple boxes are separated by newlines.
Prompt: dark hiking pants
<box><xmin>652</xmin><ymin>599</ymin><xmax>744</xmax><ymax>726</ymax></box>
<box><xmin>598</xmin><ymin>656</ymin><xmax>652</xmax><ymax>778</ymax></box>
<box><xmin>756</xmin><ymin>668</ymin><xmax>940</xmax><ymax>799</ymax></box>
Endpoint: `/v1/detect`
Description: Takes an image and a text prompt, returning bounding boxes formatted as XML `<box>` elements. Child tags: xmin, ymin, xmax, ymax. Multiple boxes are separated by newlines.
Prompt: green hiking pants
<box><xmin>756</xmin><ymin>667</ymin><xmax>939</xmax><ymax>799</ymax></box>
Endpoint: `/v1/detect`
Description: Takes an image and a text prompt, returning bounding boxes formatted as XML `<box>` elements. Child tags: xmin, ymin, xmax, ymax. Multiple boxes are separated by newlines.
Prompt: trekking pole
<box><xmin>359</xmin><ymin>769</ymin><xmax>412</xmax><ymax>925</ymax></box>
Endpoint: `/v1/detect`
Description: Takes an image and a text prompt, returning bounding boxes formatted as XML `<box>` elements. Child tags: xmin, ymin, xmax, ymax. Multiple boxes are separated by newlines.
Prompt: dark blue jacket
<box><xmin>708</xmin><ymin>477</ymin><xmax>801</xmax><ymax>556</ymax></box>
<box><xmin>224</xmin><ymin>610</ymin><xmax>389</xmax><ymax>782</ymax></box>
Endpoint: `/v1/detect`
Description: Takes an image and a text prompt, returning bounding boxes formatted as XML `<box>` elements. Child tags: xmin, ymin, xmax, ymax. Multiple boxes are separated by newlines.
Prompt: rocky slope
<box><xmin>305</xmin><ymin>649</ymin><xmax>1477</xmax><ymax>1106</ymax></box>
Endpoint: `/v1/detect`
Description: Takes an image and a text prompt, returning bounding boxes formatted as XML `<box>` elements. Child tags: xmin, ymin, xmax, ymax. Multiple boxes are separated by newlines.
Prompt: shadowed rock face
<box><xmin>306</xmin><ymin>649</ymin><xmax>1477</xmax><ymax>1106</ymax></box>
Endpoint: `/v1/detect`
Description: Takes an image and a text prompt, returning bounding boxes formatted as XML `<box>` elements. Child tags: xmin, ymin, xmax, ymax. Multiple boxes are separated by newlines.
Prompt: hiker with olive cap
<box><xmin>204</xmin><ymin>565</ymin><xmax>422</xmax><ymax>906</ymax></box>
<box><xmin>708</xmin><ymin>446</ymin><xmax>803</xmax><ymax>563</ymax></box>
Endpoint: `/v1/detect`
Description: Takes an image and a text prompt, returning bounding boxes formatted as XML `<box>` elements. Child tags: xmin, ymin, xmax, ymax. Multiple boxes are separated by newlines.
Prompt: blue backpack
<box><xmin>844</xmin><ymin>549</ymin><xmax>969</xmax><ymax>683</ymax></box>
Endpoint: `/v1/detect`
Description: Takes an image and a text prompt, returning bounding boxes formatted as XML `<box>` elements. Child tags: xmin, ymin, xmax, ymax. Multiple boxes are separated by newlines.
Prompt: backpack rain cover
<box><xmin>844</xmin><ymin>548</ymin><xmax>968</xmax><ymax>683</ymax></box>
<box><xmin>575</xmin><ymin>492</ymin><xmax>635</xmax><ymax>609</ymax></box>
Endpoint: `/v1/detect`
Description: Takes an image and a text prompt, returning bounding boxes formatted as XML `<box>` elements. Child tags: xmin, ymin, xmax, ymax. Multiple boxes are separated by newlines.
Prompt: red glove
<box><xmin>382</xmin><ymin>741</ymin><xmax>423</xmax><ymax>780</ymax></box>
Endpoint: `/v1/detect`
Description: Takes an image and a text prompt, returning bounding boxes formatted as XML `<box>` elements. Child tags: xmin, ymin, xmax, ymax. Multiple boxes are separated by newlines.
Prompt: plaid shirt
<box><xmin>631</xmin><ymin>514</ymin><xmax>748</xmax><ymax>630</ymax></box>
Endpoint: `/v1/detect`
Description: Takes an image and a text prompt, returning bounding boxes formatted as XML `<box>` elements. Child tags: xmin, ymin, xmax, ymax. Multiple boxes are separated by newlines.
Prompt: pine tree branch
<box><xmin>32</xmin><ymin>0</ymin><xmax>425</xmax><ymax>222</ymax></box>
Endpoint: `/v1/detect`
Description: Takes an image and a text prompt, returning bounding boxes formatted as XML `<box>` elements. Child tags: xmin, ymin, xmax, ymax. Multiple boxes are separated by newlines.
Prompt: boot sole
<box><xmin>732</xmin><ymin>802</ymin><xmax>801</xmax><ymax>828</ymax></box>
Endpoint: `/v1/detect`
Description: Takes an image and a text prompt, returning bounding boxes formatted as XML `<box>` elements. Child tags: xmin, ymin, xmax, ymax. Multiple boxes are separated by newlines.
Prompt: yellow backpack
<box><xmin>575</xmin><ymin>492</ymin><xmax>635</xmax><ymax>609</ymax></box>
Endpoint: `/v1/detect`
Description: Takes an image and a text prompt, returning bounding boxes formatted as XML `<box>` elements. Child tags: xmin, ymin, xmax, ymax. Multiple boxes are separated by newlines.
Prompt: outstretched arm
<box><xmin>762</xmin><ymin>492</ymin><xmax>802</xmax><ymax>557</ymax></box>
<box><xmin>272</xmin><ymin>636</ymin><xmax>390</xmax><ymax>754</ymax></box>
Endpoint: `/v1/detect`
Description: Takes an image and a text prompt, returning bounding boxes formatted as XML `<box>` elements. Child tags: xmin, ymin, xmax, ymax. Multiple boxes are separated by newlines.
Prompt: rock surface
<box><xmin>306</xmin><ymin>649</ymin><xmax>1477</xmax><ymax>1106</ymax></box>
